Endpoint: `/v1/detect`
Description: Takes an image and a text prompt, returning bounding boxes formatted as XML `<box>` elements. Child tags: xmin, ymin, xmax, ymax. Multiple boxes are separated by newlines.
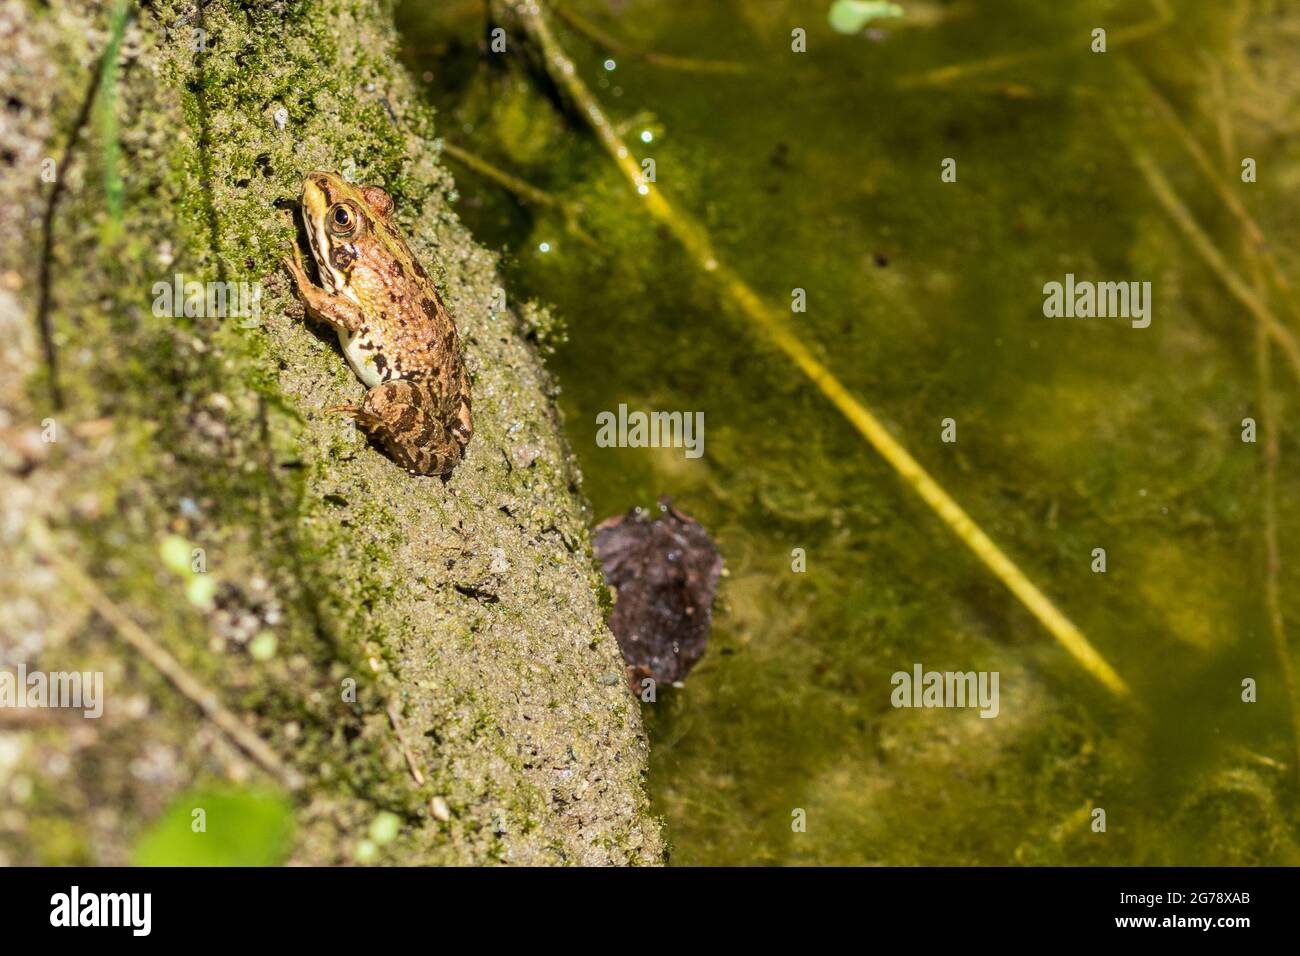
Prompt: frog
<box><xmin>283</xmin><ymin>170</ymin><xmax>472</xmax><ymax>477</ymax></box>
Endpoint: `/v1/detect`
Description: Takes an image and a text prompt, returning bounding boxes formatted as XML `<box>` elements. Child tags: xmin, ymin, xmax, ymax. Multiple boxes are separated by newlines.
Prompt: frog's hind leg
<box><xmin>358</xmin><ymin>379</ymin><xmax>463</xmax><ymax>477</ymax></box>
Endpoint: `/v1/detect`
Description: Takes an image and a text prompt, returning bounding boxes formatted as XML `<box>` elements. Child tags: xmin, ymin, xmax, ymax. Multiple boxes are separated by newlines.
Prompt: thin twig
<box><xmin>34</xmin><ymin>54</ymin><xmax>107</xmax><ymax>411</ymax></box>
<box><xmin>1111</xmin><ymin>123</ymin><xmax>1300</xmax><ymax>383</ymax></box>
<box><xmin>1125</xmin><ymin>63</ymin><xmax>1296</xmax><ymax>315</ymax></box>
<box><xmin>387</xmin><ymin>700</ymin><xmax>426</xmax><ymax>787</ymax></box>
<box><xmin>27</xmin><ymin>520</ymin><xmax>303</xmax><ymax>792</ymax></box>
<box><xmin>550</xmin><ymin>1</ymin><xmax>751</xmax><ymax>75</ymax></box>
<box><xmin>1215</xmin><ymin>81</ymin><xmax>1300</xmax><ymax>787</ymax></box>
<box><xmin>508</xmin><ymin>0</ymin><xmax>1130</xmax><ymax>698</ymax></box>
<box><xmin>1251</xmin><ymin>264</ymin><xmax>1300</xmax><ymax>790</ymax></box>
<box><xmin>1175</xmin><ymin>58</ymin><xmax>1300</xmax><ymax>786</ymax></box>
<box><xmin>896</xmin><ymin>10</ymin><xmax>1173</xmax><ymax>91</ymax></box>
<box><xmin>440</xmin><ymin>140</ymin><xmax>599</xmax><ymax>247</ymax></box>
<box><xmin>33</xmin><ymin>3</ymin><xmax>133</xmax><ymax>410</ymax></box>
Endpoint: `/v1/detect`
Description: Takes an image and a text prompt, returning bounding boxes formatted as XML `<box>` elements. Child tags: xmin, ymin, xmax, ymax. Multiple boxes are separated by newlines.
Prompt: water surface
<box><xmin>399</xmin><ymin>0</ymin><xmax>1300</xmax><ymax>864</ymax></box>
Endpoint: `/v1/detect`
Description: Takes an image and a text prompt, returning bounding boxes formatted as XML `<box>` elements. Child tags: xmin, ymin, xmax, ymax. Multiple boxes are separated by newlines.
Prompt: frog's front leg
<box><xmin>356</xmin><ymin>379</ymin><xmax>464</xmax><ymax>477</ymax></box>
<box><xmin>283</xmin><ymin>249</ymin><xmax>364</xmax><ymax>333</ymax></box>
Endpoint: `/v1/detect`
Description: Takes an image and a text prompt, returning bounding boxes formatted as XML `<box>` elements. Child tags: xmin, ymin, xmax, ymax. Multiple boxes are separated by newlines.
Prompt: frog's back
<box><xmin>342</xmin><ymin>229</ymin><xmax>446</xmax><ymax>360</ymax></box>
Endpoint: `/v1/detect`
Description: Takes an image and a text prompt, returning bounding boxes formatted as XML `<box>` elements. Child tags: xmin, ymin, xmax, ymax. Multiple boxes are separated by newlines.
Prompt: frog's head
<box><xmin>300</xmin><ymin>171</ymin><xmax>397</xmax><ymax>294</ymax></box>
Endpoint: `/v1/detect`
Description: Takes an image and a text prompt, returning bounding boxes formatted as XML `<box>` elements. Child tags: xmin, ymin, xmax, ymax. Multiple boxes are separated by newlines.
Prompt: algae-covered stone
<box><xmin>0</xmin><ymin>0</ymin><xmax>662</xmax><ymax>866</ymax></box>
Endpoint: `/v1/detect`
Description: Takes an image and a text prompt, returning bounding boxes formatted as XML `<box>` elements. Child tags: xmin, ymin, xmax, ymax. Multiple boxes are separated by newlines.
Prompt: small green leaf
<box><xmin>828</xmin><ymin>0</ymin><xmax>904</xmax><ymax>34</ymax></box>
<box><xmin>132</xmin><ymin>787</ymin><xmax>294</xmax><ymax>867</ymax></box>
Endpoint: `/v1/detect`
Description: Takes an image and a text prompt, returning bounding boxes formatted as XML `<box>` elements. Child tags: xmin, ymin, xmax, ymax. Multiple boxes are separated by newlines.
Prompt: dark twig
<box><xmin>33</xmin><ymin>50</ymin><xmax>105</xmax><ymax>411</ymax></box>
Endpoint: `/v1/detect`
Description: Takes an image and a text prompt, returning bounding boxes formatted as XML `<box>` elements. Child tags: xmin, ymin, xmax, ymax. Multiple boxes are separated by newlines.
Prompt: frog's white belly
<box><xmin>316</xmin><ymin>248</ymin><xmax>384</xmax><ymax>389</ymax></box>
<box><xmin>338</xmin><ymin>329</ymin><xmax>383</xmax><ymax>388</ymax></box>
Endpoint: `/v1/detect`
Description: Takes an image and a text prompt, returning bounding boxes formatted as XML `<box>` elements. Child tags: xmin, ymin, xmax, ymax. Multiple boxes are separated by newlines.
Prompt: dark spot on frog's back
<box><xmin>394</xmin><ymin>402</ymin><xmax>418</xmax><ymax>434</ymax></box>
<box><xmin>420</xmin><ymin>298</ymin><xmax>446</xmax><ymax>327</ymax></box>
<box><xmin>389</xmin><ymin>260</ymin><xmax>406</xmax><ymax>279</ymax></box>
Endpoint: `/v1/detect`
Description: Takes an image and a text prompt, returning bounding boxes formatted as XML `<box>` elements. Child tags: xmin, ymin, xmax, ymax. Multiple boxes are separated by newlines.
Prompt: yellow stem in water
<box><xmin>513</xmin><ymin>1</ymin><xmax>1131</xmax><ymax>697</ymax></box>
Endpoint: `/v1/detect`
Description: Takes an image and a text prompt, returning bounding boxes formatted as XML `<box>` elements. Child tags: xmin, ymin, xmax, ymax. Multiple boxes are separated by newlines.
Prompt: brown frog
<box><xmin>284</xmin><ymin>171</ymin><xmax>472</xmax><ymax>476</ymax></box>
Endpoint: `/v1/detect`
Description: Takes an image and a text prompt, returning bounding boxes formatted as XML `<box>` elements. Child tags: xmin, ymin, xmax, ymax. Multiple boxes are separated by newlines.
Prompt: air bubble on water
<box><xmin>604</xmin><ymin>59</ymin><xmax>616</xmax><ymax>71</ymax></box>
<box><xmin>641</xmin><ymin>130</ymin><xmax>653</xmax><ymax>143</ymax></box>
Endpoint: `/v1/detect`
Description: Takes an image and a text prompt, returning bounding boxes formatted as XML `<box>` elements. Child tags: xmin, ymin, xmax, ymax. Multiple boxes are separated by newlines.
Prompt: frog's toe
<box><xmin>283</xmin><ymin>251</ymin><xmax>312</xmax><ymax>287</ymax></box>
<box><xmin>324</xmin><ymin>403</ymin><xmax>380</xmax><ymax>428</ymax></box>
<box><xmin>330</xmin><ymin>404</ymin><xmax>387</xmax><ymax>434</ymax></box>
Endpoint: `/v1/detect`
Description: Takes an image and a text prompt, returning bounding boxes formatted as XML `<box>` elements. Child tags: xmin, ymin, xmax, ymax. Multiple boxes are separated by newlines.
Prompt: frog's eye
<box><xmin>327</xmin><ymin>202</ymin><xmax>359</xmax><ymax>236</ymax></box>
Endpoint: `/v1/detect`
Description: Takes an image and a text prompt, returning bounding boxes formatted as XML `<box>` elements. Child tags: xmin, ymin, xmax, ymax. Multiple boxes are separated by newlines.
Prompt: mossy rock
<box><xmin>0</xmin><ymin>0</ymin><xmax>662</xmax><ymax>866</ymax></box>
